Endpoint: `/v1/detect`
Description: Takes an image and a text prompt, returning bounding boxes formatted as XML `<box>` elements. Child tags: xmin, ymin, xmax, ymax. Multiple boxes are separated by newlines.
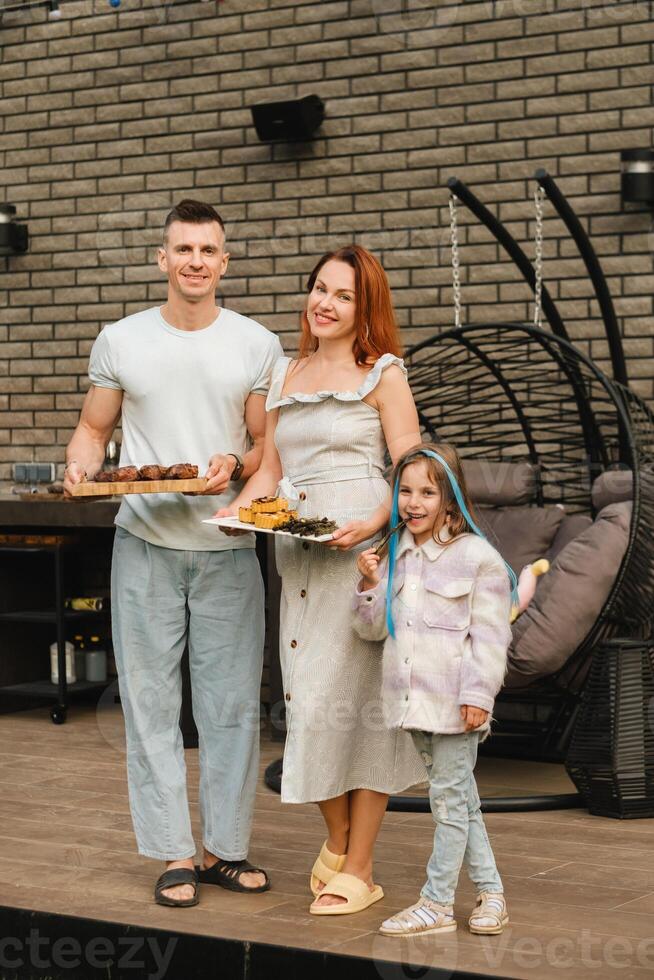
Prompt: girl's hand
<box><xmin>327</xmin><ymin>519</ymin><xmax>374</xmax><ymax>551</ymax></box>
<box><xmin>460</xmin><ymin>705</ymin><xmax>489</xmax><ymax>731</ymax></box>
<box><xmin>357</xmin><ymin>548</ymin><xmax>382</xmax><ymax>589</ymax></box>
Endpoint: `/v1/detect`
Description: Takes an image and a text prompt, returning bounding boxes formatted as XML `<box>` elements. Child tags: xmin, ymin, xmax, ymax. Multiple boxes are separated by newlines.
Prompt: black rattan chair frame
<box><xmin>565</xmin><ymin>638</ymin><xmax>654</xmax><ymax>818</ymax></box>
<box><xmin>535</xmin><ymin>169</ymin><xmax>628</xmax><ymax>387</ymax></box>
<box><xmin>405</xmin><ymin>322</ymin><xmax>654</xmax><ymax>664</ymax></box>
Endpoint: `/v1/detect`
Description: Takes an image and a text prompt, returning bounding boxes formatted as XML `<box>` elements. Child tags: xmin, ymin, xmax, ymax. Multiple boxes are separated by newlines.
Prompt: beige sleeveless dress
<box><xmin>266</xmin><ymin>353</ymin><xmax>425</xmax><ymax>803</ymax></box>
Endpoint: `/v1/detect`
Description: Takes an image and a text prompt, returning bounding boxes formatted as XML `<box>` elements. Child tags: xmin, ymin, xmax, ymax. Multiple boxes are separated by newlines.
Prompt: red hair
<box><xmin>299</xmin><ymin>245</ymin><xmax>402</xmax><ymax>366</ymax></box>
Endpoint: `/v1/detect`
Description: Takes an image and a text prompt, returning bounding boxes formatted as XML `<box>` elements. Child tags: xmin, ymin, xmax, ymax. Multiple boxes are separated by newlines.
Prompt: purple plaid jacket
<box><xmin>353</xmin><ymin>529</ymin><xmax>512</xmax><ymax>735</ymax></box>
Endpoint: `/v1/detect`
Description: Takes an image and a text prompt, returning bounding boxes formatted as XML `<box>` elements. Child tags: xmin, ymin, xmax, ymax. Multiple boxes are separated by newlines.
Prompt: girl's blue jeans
<box><xmin>412</xmin><ymin>730</ymin><xmax>503</xmax><ymax>907</ymax></box>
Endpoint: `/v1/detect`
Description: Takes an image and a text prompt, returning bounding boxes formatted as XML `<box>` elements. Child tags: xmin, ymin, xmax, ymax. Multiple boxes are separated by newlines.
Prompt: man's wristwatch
<box><xmin>227</xmin><ymin>453</ymin><xmax>244</xmax><ymax>482</ymax></box>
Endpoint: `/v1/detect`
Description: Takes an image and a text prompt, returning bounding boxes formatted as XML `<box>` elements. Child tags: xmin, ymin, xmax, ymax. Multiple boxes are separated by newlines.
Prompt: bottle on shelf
<box><xmin>50</xmin><ymin>641</ymin><xmax>76</xmax><ymax>684</ymax></box>
<box><xmin>73</xmin><ymin>633</ymin><xmax>86</xmax><ymax>682</ymax></box>
<box><xmin>85</xmin><ymin>635</ymin><xmax>107</xmax><ymax>683</ymax></box>
<box><xmin>65</xmin><ymin>597</ymin><xmax>104</xmax><ymax>612</ymax></box>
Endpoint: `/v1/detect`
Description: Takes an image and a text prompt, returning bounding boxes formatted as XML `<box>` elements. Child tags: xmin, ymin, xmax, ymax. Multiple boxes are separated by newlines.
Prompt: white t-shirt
<box><xmin>88</xmin><ymin>305</ymin><xmax>283</xmax><ymax>551</ymax></box>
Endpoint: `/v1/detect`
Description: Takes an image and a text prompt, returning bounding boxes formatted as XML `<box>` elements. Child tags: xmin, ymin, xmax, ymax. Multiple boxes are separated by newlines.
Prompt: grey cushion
<box><xmin>478</xmin><ymin>505</ymin><xmax>565</xmax><ymax>576</ymax></box>
<box><xmin>506</xmin><ymin>501</ymin><xmax>631</xmax><ymax>688</ymax></box>
<box><xmin>592</xmin><ymin>469</ymin><xmax>633</xmax><ymax>511</ymax></box>
<box><xmin>463</xmin><ymin>460</ymin><xmax>537</xmax><ymax>506</ymax></box>
<box><xmin>547</xmin><ymin>513</ymin><xmax>593</xmax><ymax>560</ymax></box>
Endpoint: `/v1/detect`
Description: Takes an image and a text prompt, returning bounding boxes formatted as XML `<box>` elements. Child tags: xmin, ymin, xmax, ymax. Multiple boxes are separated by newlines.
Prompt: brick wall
<box><xmin>1</xmin><ymin>0</ymin><xmax>653</xmax><ymax>484</ymax></box>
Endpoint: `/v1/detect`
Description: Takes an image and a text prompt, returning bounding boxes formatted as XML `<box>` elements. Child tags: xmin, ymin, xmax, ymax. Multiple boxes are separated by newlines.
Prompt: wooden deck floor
<box><xmin>1</xmin><ymin>702</ymin><xmax>653</xmax><ymax>979</ymax></box>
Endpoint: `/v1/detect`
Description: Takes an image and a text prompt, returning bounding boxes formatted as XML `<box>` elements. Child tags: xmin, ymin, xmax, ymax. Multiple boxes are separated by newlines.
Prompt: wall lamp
<box><xmin>621</xmin><ymin>149</ymin><xmax>654</xmax><ymax>208</ymax></box>
<box><xmin>0</xmin><ymin>206</ymin><xmax>28</xmax><ymax>257</ymax></box>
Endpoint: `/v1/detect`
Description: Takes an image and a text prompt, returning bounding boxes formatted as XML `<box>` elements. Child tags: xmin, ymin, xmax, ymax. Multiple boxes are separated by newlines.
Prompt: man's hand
<box><xmin>460</xmin><ymin>705</ymin><xmax>489</xmax><ymax>731</ymax></box>
<box><xmin>327</xmin><ymin>520</ymin><xmax>374</xmax><ymax>551</ymax></box>
<box><xmin>63</xmin><ymin>461</ymin><xmax>87</xmax><ymax>498</ymax></box>
<box><xmin>202</xmin><ymin>454</ymin><xmax>237</xmax><ymax>494</ymax></box>
<box><xmin>357</xmin><ymin>548</ymin><xmax>382</xmax><ymax>589</ymax></box>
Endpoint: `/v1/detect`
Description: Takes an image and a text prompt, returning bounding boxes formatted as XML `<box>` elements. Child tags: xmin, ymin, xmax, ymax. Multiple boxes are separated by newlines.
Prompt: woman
<box><xmin>217</xmin><ymin>245</ymin><xmax>425</xmax><ymax>914</ymax></box>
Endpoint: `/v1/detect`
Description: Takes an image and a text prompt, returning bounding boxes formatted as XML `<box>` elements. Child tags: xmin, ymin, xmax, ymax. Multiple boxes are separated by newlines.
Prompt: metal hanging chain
<box><xmin>449</xmin><ymin>193</ymin><xmax>462</xmax><ymax>329</ymax></box>
<box><xmin>533</xmin><ymin>185</ymin><xmax>545</xmax><ymax>328</ymax></box>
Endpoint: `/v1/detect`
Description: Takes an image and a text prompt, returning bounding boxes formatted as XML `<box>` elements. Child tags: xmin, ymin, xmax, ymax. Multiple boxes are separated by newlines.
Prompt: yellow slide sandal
<box><xmin>310</xmin><ymin>872</ymin><xmax>384</xmax><ymax>916</ymax></box>
<box><xmin>310</xmin><ymin>841</ymin><xmax>346</xmax><ymax>897</ymax></box>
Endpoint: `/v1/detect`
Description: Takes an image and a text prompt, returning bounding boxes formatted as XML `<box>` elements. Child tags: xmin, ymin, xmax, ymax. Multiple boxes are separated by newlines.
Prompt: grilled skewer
<box><xmin>374</xmin><ymin>519</ymin><xmax>407</xmax><ymax>558</ymax></box>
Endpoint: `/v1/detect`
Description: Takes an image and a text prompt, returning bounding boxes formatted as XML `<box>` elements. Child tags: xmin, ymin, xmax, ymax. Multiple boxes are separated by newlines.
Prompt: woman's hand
<box><xmin>212</xmin><ymin>505</ymin><xmax>249</xmax><ymax>537</ymax></box>
<box><xmin>327</xmin><ymin>519</ymin><xmax>374</xmax><ymax>551</ymax></box>
<box><xmin>357</xmin><ymin>548</ymin><xmax>382</xmax><ymax>589</ymax></box>
<box><xmin>460</xmin><ymin>705</ymin><xmax>489</xmax><ymax>731</ymax></box>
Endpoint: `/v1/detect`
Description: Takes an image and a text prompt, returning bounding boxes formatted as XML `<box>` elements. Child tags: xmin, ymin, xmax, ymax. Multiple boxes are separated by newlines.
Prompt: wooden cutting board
<box><xmin>71</xmin><ymin>478</ymin><xmax>208</xmax><ymax>497</ymax></box>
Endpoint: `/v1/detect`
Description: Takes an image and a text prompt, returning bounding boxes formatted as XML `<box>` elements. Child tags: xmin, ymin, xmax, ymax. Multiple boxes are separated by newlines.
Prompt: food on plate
<box><xmin>282</xmin><ymin>517</ymin><xmax>338</xmax><ymax>537</ymax></box>
<box><xmin>255</xmin><ymin>512</ymin><xmax>291</xmax><ymax>529</ymax></box>
<box><xmin>138</xmin><ymin>464</ymin><xmax>168</xmax><ymax>481</ymax></box>
<box><xmin>229</xmin><ymin>497</ymin><xmax>334</xmax><ymax>537</ymax></box>
<box><xmin>112</xmin><ymin>466</ymin><xmax>140</xmax><ymax>482</ymax></box>
<box><xmin>253</xmin><ymin>510</ymin><xmax>299</xmax><ymax>529</ymax></box>
<box><xmin>165</xmin><ymin>463</ymin><xmax>199</xmax><ymax>480</ymax></box>
<box><xmin>235</xmin><ymin>503</ymin><xmax>336</xmax><ymax>536</ymax></box>
<box><xmin>251</xmin><ymin>496</ymin><xmax>288</xmax><ymax>514</ymax></box>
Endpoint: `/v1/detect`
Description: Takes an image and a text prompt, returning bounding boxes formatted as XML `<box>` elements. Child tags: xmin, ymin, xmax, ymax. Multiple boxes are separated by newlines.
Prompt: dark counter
<box><xmin>0</xmin><ymin>497</ymin><xmax>120</xmax><ymax>529</ymax></box>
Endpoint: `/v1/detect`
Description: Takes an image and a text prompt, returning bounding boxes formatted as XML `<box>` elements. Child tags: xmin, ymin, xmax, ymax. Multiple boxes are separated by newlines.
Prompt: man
<box><xmin>64</xmin><ymin>200</ymin><xmax>282</xmax><ymax>906</ymax></box>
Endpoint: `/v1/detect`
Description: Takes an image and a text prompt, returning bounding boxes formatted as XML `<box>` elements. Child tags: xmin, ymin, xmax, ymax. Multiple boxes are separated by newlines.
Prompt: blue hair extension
<box><xmin>384</xmin><ymin>449</ymin><xmax>519</xmax><ymax>638</ymax></box>
<box><xmin>385</xmin><ymin>475</ymin><xmax>402</xmax><ymax>637</ymax></box>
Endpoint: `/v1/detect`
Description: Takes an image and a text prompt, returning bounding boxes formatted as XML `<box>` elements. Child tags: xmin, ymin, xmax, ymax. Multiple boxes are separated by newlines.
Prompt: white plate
<box><xmin>203</xmin><ymin>516</ymin><xmax>335</xmax><ymax>543</ymax></box>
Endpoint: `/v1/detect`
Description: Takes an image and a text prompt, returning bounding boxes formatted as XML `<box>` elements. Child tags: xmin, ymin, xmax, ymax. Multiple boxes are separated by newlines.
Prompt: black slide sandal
<box><xmin>154</xmin><ymin>867</ymin><xmax>200</xmax><ymax>907</ymax></box>
<box><xmin>195</xmin><ymin>859</ymin><xmax>271</xmax><ymax>893</ymax></box>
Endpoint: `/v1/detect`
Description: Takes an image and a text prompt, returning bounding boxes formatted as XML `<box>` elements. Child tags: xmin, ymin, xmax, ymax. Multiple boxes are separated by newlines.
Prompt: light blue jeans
<box><xmin>412</xmin><ymin>730</ymin><xmax>503</xmax><ymax>907</ymax></box>
<box><xmin>111</xmin><ymin>528</ymin><xmax>265</xmax><ymax>862</ymax></box>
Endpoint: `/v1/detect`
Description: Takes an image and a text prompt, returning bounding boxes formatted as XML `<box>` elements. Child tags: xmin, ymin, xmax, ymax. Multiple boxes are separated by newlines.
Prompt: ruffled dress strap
<box><xmin>265</xmin><ymin>355</ymin><xmax>293</xmax><ymax>411</ymax></box>
<box><xmin>356</xmin><ymin>353</ymin><xmax>407</xmax><ymax>400</ymax></box>
<box><xmin>266</xmin><ymin>352</ymin><xmax>406</xmax><ymax>409</ymax></box>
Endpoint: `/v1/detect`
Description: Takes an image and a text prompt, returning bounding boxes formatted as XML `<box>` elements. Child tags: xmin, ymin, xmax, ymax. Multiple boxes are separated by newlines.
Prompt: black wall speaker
<box><xmin>0</xmin><ymin>205</ymin><xmax>28</xmax><ymax>256</ymax></box>
<box><xmin>250</xmin><ymin>94</ymin><xmax>325</xmax><ymax>142</ymax></box>
<box><xmin>621</xmin><ymin>149</ymin><xmax>654</xmax><ymax>207</ymax></box>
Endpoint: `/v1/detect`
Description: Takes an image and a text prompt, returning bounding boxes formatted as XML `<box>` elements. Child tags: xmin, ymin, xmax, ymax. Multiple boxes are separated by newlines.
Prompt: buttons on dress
<box><xmin>302</xmin><ymin>542</ymin><xmax>310</xmax><ymax>551</ymax></box>
<box><xmin>366</xmin><ymin>595</ymin><xmax>374</xmax><ymax>602</ymax></box>
<box><xmin>404</xmin><ymin>657</ymin><xmax>410</xmax><ymax>664</ymax></box>
<box><xmin>299</xmin><ymin>492</ymin><xmax>307</xmax><ymax>501</ymax></box>
<box><xmin>285</xmin><ymin>693</ymin><xmax>291</xmax><ymax>701</ymax></box>
<box><xmin>407</xmin><ymin>619</ymin><xmax>413</xmax><ymax>627</ymax></box>
<box><xmin>290</xmin><ymin>640</ymin><xmax>298</xmax><ymax>648</ymax></box>
<box><xmin>300</xmin><ymin>590</ymin><xmax>307</xmax><ymax>598</ymax></box>
<box><xmin>410</xmin><ymin>583</ymin><xmax>417</xmax><ymax>591</ymax></box>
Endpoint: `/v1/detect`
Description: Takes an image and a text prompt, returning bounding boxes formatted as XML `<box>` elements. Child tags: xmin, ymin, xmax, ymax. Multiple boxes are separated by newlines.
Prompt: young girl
<box><xmin>353</xmin><ymin>442</ymin><xmax>513</xmax><ymax>937</ymax></box>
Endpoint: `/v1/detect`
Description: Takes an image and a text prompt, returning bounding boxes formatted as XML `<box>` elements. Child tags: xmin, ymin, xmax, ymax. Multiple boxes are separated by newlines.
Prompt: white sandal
<box><xmin>468</xmin><ymin>891</ymin><xmax>508</xmax><ymax>934</ymax></box>
<box><xmin>379</xmin><ymin>898</ymin><xmax>457</xmax><ymax>936</ymax></box>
